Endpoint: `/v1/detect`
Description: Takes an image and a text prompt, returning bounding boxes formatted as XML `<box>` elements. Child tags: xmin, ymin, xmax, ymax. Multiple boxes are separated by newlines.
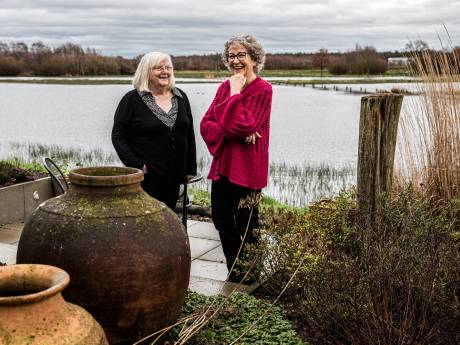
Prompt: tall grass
<box><xmin>1</xmin><ymin>141</ymin><xmax>355</xmax><ymax>206</ymax></box>
<box><xmin>2</xmin><ymin>141</ymin><xmax>120</xmax><ymax>170</ymax></box>
<box><xmin>176</xmin><ymin>158</ymin><xmax>356</xmax><ymax>207</ymax></box>
<box><xmin>395</xmin><ymin>49</ymin><xmax>460</xmax><ymax>199</ymax></box>
<box><xmin>267</xmin><ymin>162</ymin><xmax>355</xmax><ymax>207</ymax></box>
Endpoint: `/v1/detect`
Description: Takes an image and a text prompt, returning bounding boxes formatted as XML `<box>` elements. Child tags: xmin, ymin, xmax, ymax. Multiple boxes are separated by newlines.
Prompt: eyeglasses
<box><xmin>227</xmin><ymin>52</ymin><xmax>248</xmax><ymax>62</ymax></box>
<box><xmin>152</xmin><ymin>65</ymin><xmax>173</xmax><ymax>72</ymax></box>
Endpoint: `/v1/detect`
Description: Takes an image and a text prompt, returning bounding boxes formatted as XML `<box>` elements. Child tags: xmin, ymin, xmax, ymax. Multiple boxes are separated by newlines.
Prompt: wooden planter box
<box><xmin>0</xmin><ymin>177</ymin><xmax>54</xmax><ymax>225</ymax></box>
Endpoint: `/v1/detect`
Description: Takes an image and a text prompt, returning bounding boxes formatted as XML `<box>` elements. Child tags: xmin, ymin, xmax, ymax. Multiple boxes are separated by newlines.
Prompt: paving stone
<box><xmin>188</xmin><ymin>276</ymin><xmax>249</xmax><ymax>297</ymax></box>
<box><xmin>191</xmin><ymin>259</ymin><xmax>228</xmax><ymax>281</ymax></box>
<box><xmin>1</xmin><ymin>222</ymin><xmax>24</xmax><ymax>233</ymax></box>
<box><xmin>187</xmin><ymin>221</ymin><xmax>220</xmax><ymax>241</ymax></box>
<box><xmin>186</xmin><ymin>219</ymin><xmax>199</xmax><ymax>228</ymax></box>
<box><xmin>0</xmin><ymin>243</ymin><xmax>17</xmax><ymax>265</ymax></box>
<box><xmin>189</xmin><ymin>237</ymin><xmax>220</xmax><ymax>260</ymax></box>
<box><xmin>0</xmin><ymin>227</ymin><xmax>22</xmax><ymax>244</ymax></box>
<box><xmin>197</xmin><ymin>245</ymin><xmax>226</xmax><ymax>263</ymax></box>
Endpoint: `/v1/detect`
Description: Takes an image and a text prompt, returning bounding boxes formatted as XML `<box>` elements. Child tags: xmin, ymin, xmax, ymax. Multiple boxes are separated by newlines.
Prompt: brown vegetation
<box><xmin>250</xmin><ymin>187</ymin><xmax>460</xmax><ymax>345</ymax></box>
<box><xmin>396</xmin><ymin>48</ymin><xmax>460</xmax><ymax>199</ymax></box>
<box><xmin>0</xmin><ymin>41</ymin><xmax>136</xmax><ymax>76</ymax></box>
<box><xmin>2</xmin><ymin>40</ymin><xmax>458</xmax><ymax>77</ymax></box>
<box><xmin>0</xmin><ymin>40</ymin><xmax>414</xmax><ymax>76</ymax></box>
<box><xmin>329</xmin><ymin>45</ymin><xmax>388</xmax><ymax>75</ymax></box>
<box><xmin>242</xmin><ymin>43</ymin><xmax>460</xmax><ymax>345</ymax></box>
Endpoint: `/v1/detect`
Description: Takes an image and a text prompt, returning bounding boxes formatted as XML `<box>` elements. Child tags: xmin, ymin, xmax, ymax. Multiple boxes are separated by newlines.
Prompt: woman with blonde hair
<box><xmin>200</xmin><ymin>34</ymin><xmax>272</xmax><ymax>282</ymax></box>
<box><xmin>112</xmin><ymin>52</ymin><xmax>197</xmax><ymax>210</ymax></box>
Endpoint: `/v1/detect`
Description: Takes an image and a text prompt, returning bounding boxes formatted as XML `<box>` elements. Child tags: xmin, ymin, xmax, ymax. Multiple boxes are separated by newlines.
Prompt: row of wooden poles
<box><xmin>270</xmin><ymin>81</ymin><xmax>370</xmax><ymax>94</ymax></box>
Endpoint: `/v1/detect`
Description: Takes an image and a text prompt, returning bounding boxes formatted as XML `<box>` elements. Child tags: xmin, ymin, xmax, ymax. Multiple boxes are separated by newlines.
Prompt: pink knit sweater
<box><xmin>200</xmin><ymin>76</ymin><xmax>272</xmax><ymax>189</ymax></box>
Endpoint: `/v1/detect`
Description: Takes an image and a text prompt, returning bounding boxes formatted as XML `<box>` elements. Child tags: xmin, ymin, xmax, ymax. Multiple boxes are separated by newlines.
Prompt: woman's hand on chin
<box><xmin>229</xmin><ymin>73</ymin><xmax>246</xmax><ymax>96</ymax></box>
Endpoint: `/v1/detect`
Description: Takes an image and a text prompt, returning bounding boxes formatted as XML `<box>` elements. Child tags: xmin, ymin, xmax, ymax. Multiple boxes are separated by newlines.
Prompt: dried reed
<box><xmin>395</xmin><ymin>48</ymin><xmax>460</xmax><ymax>199</ymax></box>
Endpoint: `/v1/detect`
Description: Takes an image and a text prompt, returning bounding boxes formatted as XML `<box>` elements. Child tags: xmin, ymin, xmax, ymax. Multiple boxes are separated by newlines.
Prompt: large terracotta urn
<box><xmin>0</xmin><ymin>264</ymin><xmax>108</xmax><ymax>345</ymax></box>
<box><xmin>16</xmin><ymin>166</ymin><xmax>191</xmax><ymax>345</ymax></box>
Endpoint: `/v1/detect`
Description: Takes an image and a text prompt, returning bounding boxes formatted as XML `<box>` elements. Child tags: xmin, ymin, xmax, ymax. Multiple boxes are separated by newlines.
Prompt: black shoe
<box><xmin>227</xmin><ymin>271</ymin><xmax>243</xmax><ymax>283</ymax></box>
<box><xmin>227</xmin><ymin>271</ymin><xmax>257</xmax><ymax>285</ymax></box>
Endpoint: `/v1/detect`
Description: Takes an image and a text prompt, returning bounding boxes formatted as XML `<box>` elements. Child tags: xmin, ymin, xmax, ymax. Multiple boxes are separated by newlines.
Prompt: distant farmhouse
<box><xmin>387</xmin><ymin>57</ymin><xmax>411</xmax><ymax>68</ymax></box>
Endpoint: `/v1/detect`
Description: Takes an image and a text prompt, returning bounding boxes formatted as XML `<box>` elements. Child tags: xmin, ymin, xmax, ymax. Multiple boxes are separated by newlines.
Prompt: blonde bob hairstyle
<box><xmin>132</xmin><ymin>52</ymin><xmax>175</xmax><ymax>92</ymax></box>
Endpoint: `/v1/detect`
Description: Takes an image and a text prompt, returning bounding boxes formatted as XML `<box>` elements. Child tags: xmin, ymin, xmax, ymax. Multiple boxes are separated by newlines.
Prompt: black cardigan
<box><xmin>112</xmin><ymin>88</ymin><xmax>197</xmax><ymax>182</ymax></box>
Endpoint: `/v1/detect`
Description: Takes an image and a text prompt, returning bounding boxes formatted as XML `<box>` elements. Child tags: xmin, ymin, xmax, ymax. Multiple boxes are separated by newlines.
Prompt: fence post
<box><xmin>357</xmin><ymin>92</ymin><xmax>404</xmax><ymax>215</ymax></box>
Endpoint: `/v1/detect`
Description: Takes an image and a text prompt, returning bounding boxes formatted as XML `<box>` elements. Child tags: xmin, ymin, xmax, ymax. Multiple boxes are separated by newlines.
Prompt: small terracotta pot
<box><xmin>0</xmin><ymin>264</ymin><xmax>108</xmax><ymax>345</ymax></box>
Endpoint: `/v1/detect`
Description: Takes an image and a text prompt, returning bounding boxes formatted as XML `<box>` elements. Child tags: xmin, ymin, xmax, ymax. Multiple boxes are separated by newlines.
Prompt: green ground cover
<box><xmin>168</xmin><ymin>291</ymin><xmax>306</xmax><ymax>344</ymax></box>
<box><xmin>0</xmin><ymin>159</ymin><xmax>47</xmax><ymax>187</ymax></box>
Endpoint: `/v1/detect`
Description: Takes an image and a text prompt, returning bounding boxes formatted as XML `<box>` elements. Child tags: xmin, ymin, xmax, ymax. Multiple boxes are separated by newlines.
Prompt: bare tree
<box><xmin>312</xmin><ymin>48</ymin><xmax>330</xmax><ymax>78</ymax></box>
<box><xmin>405</xmin><ymin>40</ymin><xmax>429</xmax><ymax>52</ymax></box>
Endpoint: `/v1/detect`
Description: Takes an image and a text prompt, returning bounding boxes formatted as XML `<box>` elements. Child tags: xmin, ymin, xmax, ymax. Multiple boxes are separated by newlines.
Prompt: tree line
<box><xmin>0</xmin><ymin>42</ymin><xmax>136</xmax><ymax>76</ymax></box>
<box><xmin>0</xmin><ymin>41</ymin><xmax>458</xmax><ymax>76</ymax></box>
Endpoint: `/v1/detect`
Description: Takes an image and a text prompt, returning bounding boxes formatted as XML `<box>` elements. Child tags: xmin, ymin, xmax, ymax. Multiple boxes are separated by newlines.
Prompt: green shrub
<box><xmin>251</xmin><ymin>187</ymin><xmax>460</xmax><ymax>345</ymax></box>
<box><xmin>188</xmin><ymin>189</ymin><xmax>295</xmax><ymax>211</ymax></box>
<box><xmin>167</xmin><ymin>291</ymin><xmax>306</xmax><ymax>345</ymax></box>
<box><xmin>260</xmin><ymin>194</ymin><xmax>296</xmax><ymax>211</ymax></box>
<box><xmin>188</xmin><ymin>188</ymin><xmax>211</xmax><ymax>208</ymax></box>
<box><xmin>0</xmin><ymin>160</ymin><xmax>47</xmax><ymax>187</ymax></box>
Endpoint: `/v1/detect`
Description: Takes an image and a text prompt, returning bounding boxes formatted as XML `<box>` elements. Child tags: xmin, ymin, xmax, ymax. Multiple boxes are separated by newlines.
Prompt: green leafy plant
<box><xmin>167</xmin><ymin>291</ymin><xmax>306</xmax><ymax>345</ymax></box>
<box><xmin>249</xmin><ymin>187</ymin><xmax>460</xmax><ymax>345</ymax></box>
<box><xmin>0</xmin><ymin>159</ymin><xmax>47</xmax><ymax>187</ymax></box>
<box><xmin>188</xmin><ymin>188</ymin><xmax>211</xmax><ymax>208</ymax></box>
<box><xmin>188</xmin><ymin>188</ymin><xmax>298</xmax><ymax>211</ymax></box>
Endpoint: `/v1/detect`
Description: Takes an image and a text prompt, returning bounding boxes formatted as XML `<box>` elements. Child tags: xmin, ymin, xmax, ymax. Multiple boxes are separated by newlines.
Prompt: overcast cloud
<box><xmin>1</xmin><ymin>0</ymin><xmax>459</xmax><ymax>57</ymax></box>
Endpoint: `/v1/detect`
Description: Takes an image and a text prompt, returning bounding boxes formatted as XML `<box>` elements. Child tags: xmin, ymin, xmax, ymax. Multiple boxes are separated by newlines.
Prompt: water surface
<box><xmin>0</xmin><ymin>82</ymin><xmax>402</xmax><ymax>206</ymax></box>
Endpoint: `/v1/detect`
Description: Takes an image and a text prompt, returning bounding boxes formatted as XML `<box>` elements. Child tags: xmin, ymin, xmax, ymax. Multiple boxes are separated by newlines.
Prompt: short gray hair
<box><xmin>221</xmin><ymin>34</ymin><xmax>266</xmax><ymax>73</ymax></box>
<box><xmin>132</xmin><ymin>52</ymin><xmax>175</xmax><ymax>91</ymax></box>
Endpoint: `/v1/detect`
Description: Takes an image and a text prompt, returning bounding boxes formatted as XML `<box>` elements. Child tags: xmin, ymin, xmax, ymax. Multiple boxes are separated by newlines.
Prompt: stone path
<box><xmin>0</xmin><ymin>220</ymin><xmax>254</xmax><ymax>296</ymax></box>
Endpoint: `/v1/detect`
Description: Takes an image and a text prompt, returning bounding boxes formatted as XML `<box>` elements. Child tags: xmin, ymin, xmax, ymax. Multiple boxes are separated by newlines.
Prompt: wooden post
<box><xmin>357</xmin><ymin>92</ymin><xmax>404</xmax><ymax>215</ymax></box>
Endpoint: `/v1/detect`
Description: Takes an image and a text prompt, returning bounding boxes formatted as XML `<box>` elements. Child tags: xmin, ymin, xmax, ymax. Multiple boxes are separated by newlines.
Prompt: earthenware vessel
<box><xmin>0</xmin><ymin>264</ymin><xmax>108</xmax><ymax>345</ymax></box>
<box><xmin>17</xmin><ymin>166</ymin><xmax>191</xmax><ymax>344</ymax></box>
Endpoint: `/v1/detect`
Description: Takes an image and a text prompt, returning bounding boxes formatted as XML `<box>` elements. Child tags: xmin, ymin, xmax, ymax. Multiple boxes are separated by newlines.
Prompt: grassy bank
<box><xmin>0</xmin><ymin>78</ymin><xmax>220</xmax><ymax>85</ymax></box>
<box><xmin>0</xmin><ymin>77</ymin><xmax>414</xmax><ymax>86</ymax></box>
<box><xmin>271</xmin><ymin>78</ymin><xmax>416</xmax><ymax>85</ymax></box>
<box><xmin>176</xmin><ymin>69</ymin><xmax>408</xmax><ymax>78</ymax></box>
<box><xmin>0</xmin><ymin>69</ymin><xmax>411</xmax><ymax>85</ymax></box>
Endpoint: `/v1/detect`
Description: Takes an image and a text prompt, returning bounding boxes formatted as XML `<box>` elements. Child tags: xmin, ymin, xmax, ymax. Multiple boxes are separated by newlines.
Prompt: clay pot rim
<box><xmin>69</xmin><ymin>166</ymin><xmax>144</xmax><ymax>187</ymax></box>
<box><xmin>0</xmin><ymin>264</ymin><xmax>70</xmax><ymax>306</ymax></box>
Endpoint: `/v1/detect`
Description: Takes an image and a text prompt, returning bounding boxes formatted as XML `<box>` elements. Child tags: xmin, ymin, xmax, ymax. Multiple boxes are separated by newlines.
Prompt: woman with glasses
<box><xmin>200</xmin><ymin>34</ymin><xmax>273</xmax><ymax>283</ymax></box>
<box><xmin>112</xmin><ymin>51</ymin><xmax>197</xmax><ymax>210</ymax></box>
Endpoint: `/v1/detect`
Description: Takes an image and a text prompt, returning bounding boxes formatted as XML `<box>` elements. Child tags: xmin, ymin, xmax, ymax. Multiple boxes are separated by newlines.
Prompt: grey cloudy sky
<box><xmin>1</xmin><ymin>0</ymin><xmax>459</xmax><ymax>57</ymax></box>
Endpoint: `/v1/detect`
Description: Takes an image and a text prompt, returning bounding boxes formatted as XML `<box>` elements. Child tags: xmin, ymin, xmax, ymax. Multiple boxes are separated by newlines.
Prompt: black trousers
<box><xmin>211</xmin><ymin>176</ymin><xmax>260</xmax><ymax>273</ymax></box>
<box><xmin>141</xmin><ymin>172</ymin><xmax>180</xmax><ymax>211</ymax></box>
